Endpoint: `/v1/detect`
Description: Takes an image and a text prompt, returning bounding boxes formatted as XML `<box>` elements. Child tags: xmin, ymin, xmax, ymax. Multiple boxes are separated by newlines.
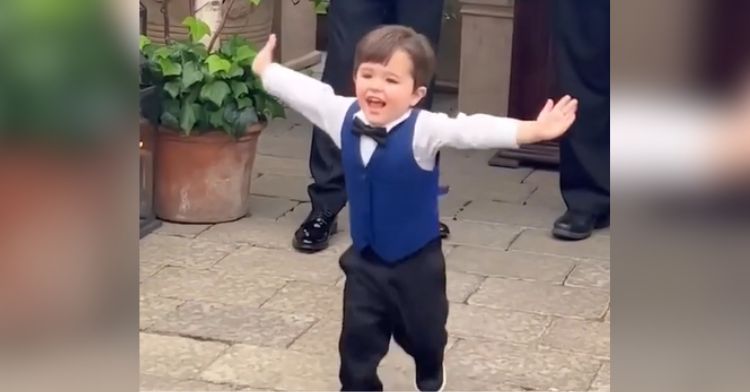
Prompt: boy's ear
<box><xmin>411</xmin><ymin>86</ymin><xmax>428</xmax><ymax>106</ymax></box>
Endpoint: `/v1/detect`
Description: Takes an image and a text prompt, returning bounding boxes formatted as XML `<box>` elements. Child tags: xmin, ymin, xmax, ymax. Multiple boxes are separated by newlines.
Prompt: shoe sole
<box><xmin>552</xmin><ymin>216</ymin><xmax>609</xmax><ymax>241</ymax></box>
<box><xmin>291</xmin><ymin>222</ymin><xmax>338</xmax><ymax>253</ymax></box>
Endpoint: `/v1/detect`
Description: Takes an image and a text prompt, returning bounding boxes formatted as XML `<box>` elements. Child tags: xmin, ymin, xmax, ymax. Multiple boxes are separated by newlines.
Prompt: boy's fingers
<box><xmin>264</xmin><ymin>34</ymin><xmax>277</xmax><ymax>52</ymax></box>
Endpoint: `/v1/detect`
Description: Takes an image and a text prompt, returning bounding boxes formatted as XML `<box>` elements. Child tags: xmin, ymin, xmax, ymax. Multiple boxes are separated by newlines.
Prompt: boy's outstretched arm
<box><xmin>252</xmin><ymin>34</ymin><xmax>353</xmax><ymax>146</ymax></box>
<box><xmin>416</xmin><ymin>96</ymin><xmax>578</xmax><ymax>153</ymax></box>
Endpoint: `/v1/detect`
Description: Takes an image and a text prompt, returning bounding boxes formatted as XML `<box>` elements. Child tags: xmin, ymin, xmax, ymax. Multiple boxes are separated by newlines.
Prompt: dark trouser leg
<box><xmin>308</xmin><ymin>0</ymin><xmax>390</xmax><ymax>215</ymax></box>
<box><xmin>552</xmin><ymin>0</ymin><xmax>610</xmax><ymax>216</ymax></box>
<box><xmin>393</xmin><ymin>0</ymin><xmax>445</xmax><ymax>109</ymax></box>
<box><xmin>390</xmin><ymin>241</ymin><xmax>449</xmax><ymax>391</ymax></box>
<box><xmin>395</xmin><ymin>0</ymin><xmax>450</xmax><ymax>234</ymax></box>
<box><xmin>338</xmin><ymin>247</ymin><xmax>392</xmax><ymax>391</ymax></box>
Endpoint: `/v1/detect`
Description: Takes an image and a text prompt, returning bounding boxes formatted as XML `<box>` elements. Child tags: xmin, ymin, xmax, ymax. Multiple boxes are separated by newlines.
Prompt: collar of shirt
<box><xmin>353</xmin><ymin>109</ymin><xmax>412</xmax><ymax>133</ymax></box>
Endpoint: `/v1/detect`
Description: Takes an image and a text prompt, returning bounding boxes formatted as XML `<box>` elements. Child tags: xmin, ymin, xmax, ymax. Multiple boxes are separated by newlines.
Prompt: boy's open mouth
<box><xmin>366</xmin><ymin>96</ymin><xmax>386</xmax><ymax>110</ymax></box>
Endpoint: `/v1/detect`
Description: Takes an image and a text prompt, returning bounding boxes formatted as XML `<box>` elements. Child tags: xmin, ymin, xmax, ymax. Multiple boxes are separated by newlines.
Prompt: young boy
<box><xmin>252</xmin><ymin>26</ymin><xmax>577</xmax><ymax>391</ymax></box>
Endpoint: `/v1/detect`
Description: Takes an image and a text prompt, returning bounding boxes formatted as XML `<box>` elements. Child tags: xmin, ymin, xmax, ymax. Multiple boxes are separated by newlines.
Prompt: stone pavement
<box><xmin>140</xmin><ymin>91</ymin><xmax>610</xmax><ymax>391</ymax></box>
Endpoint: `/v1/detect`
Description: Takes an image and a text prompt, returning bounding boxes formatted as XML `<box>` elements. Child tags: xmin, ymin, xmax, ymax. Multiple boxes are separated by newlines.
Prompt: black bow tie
<box><xmin>352</xmin><ymin>117</ymin><xmax>388</xmax><ymax>145</ymax></box>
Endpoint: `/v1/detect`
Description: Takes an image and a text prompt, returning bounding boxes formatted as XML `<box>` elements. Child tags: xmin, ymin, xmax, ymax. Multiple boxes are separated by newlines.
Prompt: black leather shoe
<box><xmin>292</xmin><ymin>212</ymin><xmax>338</xmax><ymax>252</ymax></box>
<box><xmin>439</xmin><ymin>221</ymin><xmax>450</xmax><ymax>239</ymax></box>
<box><xmin>552</xmin><ymin>210</ymin><xmax>609</xmax><ymax>241</ymax></box>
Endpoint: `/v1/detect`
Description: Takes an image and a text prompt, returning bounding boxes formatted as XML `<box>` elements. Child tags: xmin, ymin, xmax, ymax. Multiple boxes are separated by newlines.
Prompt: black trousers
<box><xmin>338</xmin><ymin>239</ymin><xmax>449</xmax><ymax>391</ymax></box>
<box><xmin>552</xmin><ymin>0</ymin><xmax>611</xmax><ymax>216</ymax></box>
<box><xmin>308</xmin><ymin>0</ymin><xmax>446</xmax><ymax>215</ymax></box>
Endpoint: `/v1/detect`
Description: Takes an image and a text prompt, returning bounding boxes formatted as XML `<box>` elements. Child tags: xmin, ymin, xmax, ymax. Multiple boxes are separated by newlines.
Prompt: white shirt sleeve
<box><xmin>412</xmin><ymin>110</ymin><xmax>520</xmax><ymax>169</ymax></box>
<box><xmin>260</xmin><ymin>63</ymin><xmax>355</xmax><ymax>148</ymax></box>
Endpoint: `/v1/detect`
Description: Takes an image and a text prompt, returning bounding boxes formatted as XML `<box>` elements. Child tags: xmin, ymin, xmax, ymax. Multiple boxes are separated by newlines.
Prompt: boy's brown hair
<box><xmin>354</xmin><ymin>25</ymin><xmax>436</xmax><ymax>90</ymax></box>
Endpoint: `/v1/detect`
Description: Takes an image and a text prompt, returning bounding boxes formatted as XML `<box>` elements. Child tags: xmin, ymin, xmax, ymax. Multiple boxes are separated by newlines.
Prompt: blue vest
<box><xmin>341</xmin><ymin>102</ymin><xmax>440</xmax><ymax>263</ymax></box>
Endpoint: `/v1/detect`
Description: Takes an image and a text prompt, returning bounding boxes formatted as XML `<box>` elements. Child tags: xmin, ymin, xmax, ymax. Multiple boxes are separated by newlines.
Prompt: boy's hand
<box><xmin>252</xmin><ymin>34</ymin><xmax>277</xmax><ymax>77</ymax></box>
<box><xmin>517</xmin><ymin>95</ymin><xmax>578</xmax><ymax>145</ymax></box>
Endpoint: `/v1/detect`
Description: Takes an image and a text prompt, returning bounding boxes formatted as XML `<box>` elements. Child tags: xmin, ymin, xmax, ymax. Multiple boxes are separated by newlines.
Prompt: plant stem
<box><xmin>161</xmin><ymin>0</ymin><xmax>172</xmax><ymax>43</ymax></box>
<box><xmin>207</xmin><ymin>0</ymin><xmax>239</xmax><ymax>53</ymax></box>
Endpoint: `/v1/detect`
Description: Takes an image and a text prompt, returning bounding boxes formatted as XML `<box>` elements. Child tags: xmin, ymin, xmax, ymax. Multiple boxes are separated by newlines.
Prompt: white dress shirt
<box><xmin>261</xmin><ymin>63</ymin><xmax>520</xmax><ymax>170</ymax></box>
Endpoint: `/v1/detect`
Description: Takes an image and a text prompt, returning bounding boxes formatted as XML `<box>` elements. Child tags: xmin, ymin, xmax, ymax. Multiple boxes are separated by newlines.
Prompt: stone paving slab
<box><xmin>591</xmin><ymin>361</ymin><xmax>611</xmax><ymax>391</ymax></box>
<box><xmin>445</xmin><ymin>270</ymin><xmax>485</xmax><ymax>303</ymax></box>
<box><xmin>140</xmin><ymin>333</ymin><xmax>229</xmax><ymax>380</ymax></box>
<box><xmin>442</xmin><ymin>220</ymin><xmax>521</xmax><ymax>249</ymax></box>
<box><xmin>247</xmin><ymin>195</ymin><xmax>299</xmax><ymax>220</ymax></box>
<box><xmin>447</xmin><ymin>303</ymin><xmax>550</xmax><ymax>344</ymax></box>
<box><xmin>253</xmin><ymin>154</ymin><xmax>311</xmax><ymax>178</ymax></box>
<box><xmin>140</xmin><ymin>294</ymin><xmax>184</xmax><ymax>330</ymax></box>
<box><xmin>444</xmin><ymin>338</ymin><xmax>601</xmax><ymax>391</ymax></box>
<box><xmin>566</xmin><ymin>259</ymin><xmax>611</xmax><ymax>291</ymax></box>
<box><xmin>215</xmin><ymin>246</ymin><xmax>343</xmax><ymax>286</ymax></box>
<box><xmin>153</xmin><ymin>222</ymin><xmax>212</xmax><ymax>239</ymax></box>
<box><xmin>511</xmin><ymin>229</ymin><xmax>611</xmax><ymax>260</ymax></box>
<box><xmin>141</xmin><ymin>266</ymin><xmax>288</xmax><ymax>307</ymax></box>
<box><xmin>458</xmin><ymin>200</ymin><xmax>563</xmax><ymax>229</ymax></box>
<box><xmin>150</xmin><ymin>301</ymin><xmax>317</xmax><ymax>347</ymax></box>
<box><xmin>468</xmin><ymin>277</ymin><xmax>610</xmax><ymax>320</ymax></box>
<box><xmin>260</xmin><ymin>281</ymin><xmax>343</xmax><ymax>319</ymax></box>
<box><xmin>540</xmin><ymin>318</ymin><xmax>610</xmax><ymax>359</ymax></box>
<box><xmin>140</xmin><ymin>235</ymin><xmax>239</xmax><ymax>270</ymax></box>
<box><xmin>140</xmin><ymin>374</ymin><xmax>241</xmax><ymax>391</ymax></box>
<box><xmin>201</xmin><ymin>344</ymin><xmax>340</xmax><ymax>391</ymax></box>
<box><xmin>251</xmin><ymin>173</ymin><xmax>311</xmax><ymax>202</ymax></box>
<box><xmin>446</xmin><ymin>246</ymin><xmax>576</xmax><ymax>284</ymax></box>
<box><xmin>524</xmin><ymin>186</ymin><xmax>566</xmax><ymax>211</ymax></box>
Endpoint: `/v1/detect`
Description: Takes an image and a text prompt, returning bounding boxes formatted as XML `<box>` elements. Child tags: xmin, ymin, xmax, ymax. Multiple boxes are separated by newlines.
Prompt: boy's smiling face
<box><xmin>354</xmin><ymin>49</ymin><xmax>427</xmax><ymax>127</ymax></box>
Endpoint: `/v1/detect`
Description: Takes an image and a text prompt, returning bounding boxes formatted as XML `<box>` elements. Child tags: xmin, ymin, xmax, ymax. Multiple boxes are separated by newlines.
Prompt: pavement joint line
<box><xmin>505</xmin><ymin>228</ymin><xmax>527</xmax><ymax>251</ymax></box>
<box><xmin>519</xmin><ymin>169</ymin><xmax>536</xmax><ymax>184</ymax></box>
<box><xmin>284</xmin><ymin>316</ymin><xmax>322</xmax><ymax>350</ymax></box>
<box><xmin>258</xmin><ymin>280</ymin><xmax>292</xmax><ymax>309</ymax></box>
<box><xmin>520</xmin><ymin>184</ymin><xmax>541</xmax><ymax>205</ymax></box>
<box><xmin>144</xmin><ymin>329</ymin><xmax>236</xmax><ymax>346</ymax></box>
<box><xmin>560</xmin><ymin>262</ymin><xmax>579</xmax><ymax>287</ymax></box>
<box><xmin>462</xmin><ymin>275</ymin><xmax>489</xmax><ymax>305</ymax></box>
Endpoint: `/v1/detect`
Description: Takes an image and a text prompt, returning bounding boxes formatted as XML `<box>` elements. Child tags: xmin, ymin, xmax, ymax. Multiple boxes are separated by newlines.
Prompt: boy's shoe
<box><xmin>415</xmin><ymin>365</ymin><xmax>445</xmax><ymax>392</ymax></box>
<box><xmin>292</xmin><ymin>212</ymin><xmax>338</xmax><ymax>252</ymax></box>
<box><xmin>439</xmin><ymin>222</ymin><xmax>450</xmax><ymax>239</ymax></box>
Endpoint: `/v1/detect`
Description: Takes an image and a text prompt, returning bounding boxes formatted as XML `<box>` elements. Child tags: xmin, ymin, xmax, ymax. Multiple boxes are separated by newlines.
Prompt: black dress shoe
<box><xmin>552</xmin><ymin>210</ymin><xmax>609</xmax><ymax>241</ymax></box>
<box><xmin>292</xmin><ymin>212</ymin><xmax>338</xmax><ymax>252</ymax></box>
<box><xmin>439</xmin><ymin>221</ymin><xmax>450</xmax><ymax>239</ymax></box>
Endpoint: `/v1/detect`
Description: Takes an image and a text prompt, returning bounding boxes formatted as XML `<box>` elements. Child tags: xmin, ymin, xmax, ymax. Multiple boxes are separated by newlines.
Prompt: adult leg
<box><xmin>551</xmin><ymin>0</ymin><xmax>610</xmax><ymax>240</ymax></box>
<box><xmin>393</xmin><ymin>0</ymin><xmax>452</xmax><ymax>238</ymax></box>
<box><xmin>294</xmin><ymin>0</ymin><xmax>390</xmax><ymax>252</ymax></box>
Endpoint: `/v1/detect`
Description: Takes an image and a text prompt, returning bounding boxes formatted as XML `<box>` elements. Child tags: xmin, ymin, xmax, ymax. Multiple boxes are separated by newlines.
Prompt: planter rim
<box><xmin>157</xmin><ymin>123</ymin><xmax>265</xmax><ymax>142</ymax></box>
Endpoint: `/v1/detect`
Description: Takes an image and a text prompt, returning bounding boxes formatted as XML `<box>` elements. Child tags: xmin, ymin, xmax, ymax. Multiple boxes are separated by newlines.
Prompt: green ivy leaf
<box><xmin>247</xmin><ymin>0</ymin><xmax>262</xmax><ymax>6</ymax></box>
<box><xmin>234</xmin><ymin>106</ymin><xmax>259</xmax><ymax>133</ymax></box>
<box><xmin>179</xmin><ymin>100</ymin><xmax>197</xmax><ymax>134</ymax></box>
<box><xmin>161</xmin><ymin>99</ymin><xmax>181</xmax><ymax>129</ymax></box>
<box><xmin>236</xmin><ymin>97</ymin><xmax>253</xmax><ymax>109</ymax></box>
<box><xmin>228</xmin><ymin>63</ymin><xmax>245</xmax><ymax>78</ymax></box>
<box><xmin>264</xmin><ymin>96</ymin><xmax>286</xmax><ymax>119</ymax></box>
<box><xmin>153</xmin><ymin>46</ymin><xmax>175</xmax><ymax>60</ymax></box>
<box><xmin>182</xmin><ymin>16</ymin><xmax>211</xmax><ymax>43</ymax></box>
<box><xmin>164</xmin><ymin>80</ymin><xmax>181</xmax><ymax>98</ymax></box>
<box><xmin>139</xmin><ymin>35</ymin><xmax>152</xmax><ymax>52</ymax></box>
<box><xmin>205</xmin><ymin>54</ymin><xmax>232</xmax><ymax>75</ymax></box>
<box><xmin>230</xmin><ymin>80</ymin><xmax>249</xmax><ymax>100</ymax></box>
<box><xmin>208</xmin><ymin>109</ymin><xmax>225</xmax><ymax>128</ymax></box>
<box><xmin>158</xmin><ymin>58</ymin><xmax>182</xmax><ymax>76</ymax></box>
<box><xmin>181</xmin><ymin>61</ymin><xmax>203</xmax><ymax>89</ymax></box>
<box><xmin>234</xmin><ymin>45</ymin><xmax>256</xmax><ymax>65</ymax></box>
<box><xmin>200</xmin><ymin>80</ymin><xmax>231</xmax><ymax>107</ymax></box>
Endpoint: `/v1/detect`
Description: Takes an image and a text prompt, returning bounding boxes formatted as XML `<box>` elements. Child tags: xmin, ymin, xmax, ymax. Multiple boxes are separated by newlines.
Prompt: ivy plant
<box><xmin>140</xmin><ymin>17</ymin><xmax>284</xmax><ymax>137</ymax></box>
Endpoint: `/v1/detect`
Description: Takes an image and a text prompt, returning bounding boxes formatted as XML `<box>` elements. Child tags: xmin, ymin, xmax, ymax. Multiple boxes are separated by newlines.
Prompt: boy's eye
<box><xmin>386</xmin><ymin>78</ymin><xmax>398</xmax><ymax>84</ymax></box>
<box><xmin>361</xmin><ymin>73</ymin><xmax>373</xmax><ymax>79</ymax></box>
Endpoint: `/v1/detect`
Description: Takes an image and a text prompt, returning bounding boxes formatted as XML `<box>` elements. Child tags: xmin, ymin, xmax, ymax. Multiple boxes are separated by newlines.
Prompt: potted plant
<box><xmin>140</xmin><ymin>4</ymin><xmax>285</xmax><ymax>223</ymax></box>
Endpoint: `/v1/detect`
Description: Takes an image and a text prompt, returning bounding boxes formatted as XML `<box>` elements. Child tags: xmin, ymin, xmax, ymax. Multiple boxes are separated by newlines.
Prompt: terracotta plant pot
<box><xmin>154</xmin><ymin>125</ymin><xmax>264</xmax><ymax>223</ymax></box>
